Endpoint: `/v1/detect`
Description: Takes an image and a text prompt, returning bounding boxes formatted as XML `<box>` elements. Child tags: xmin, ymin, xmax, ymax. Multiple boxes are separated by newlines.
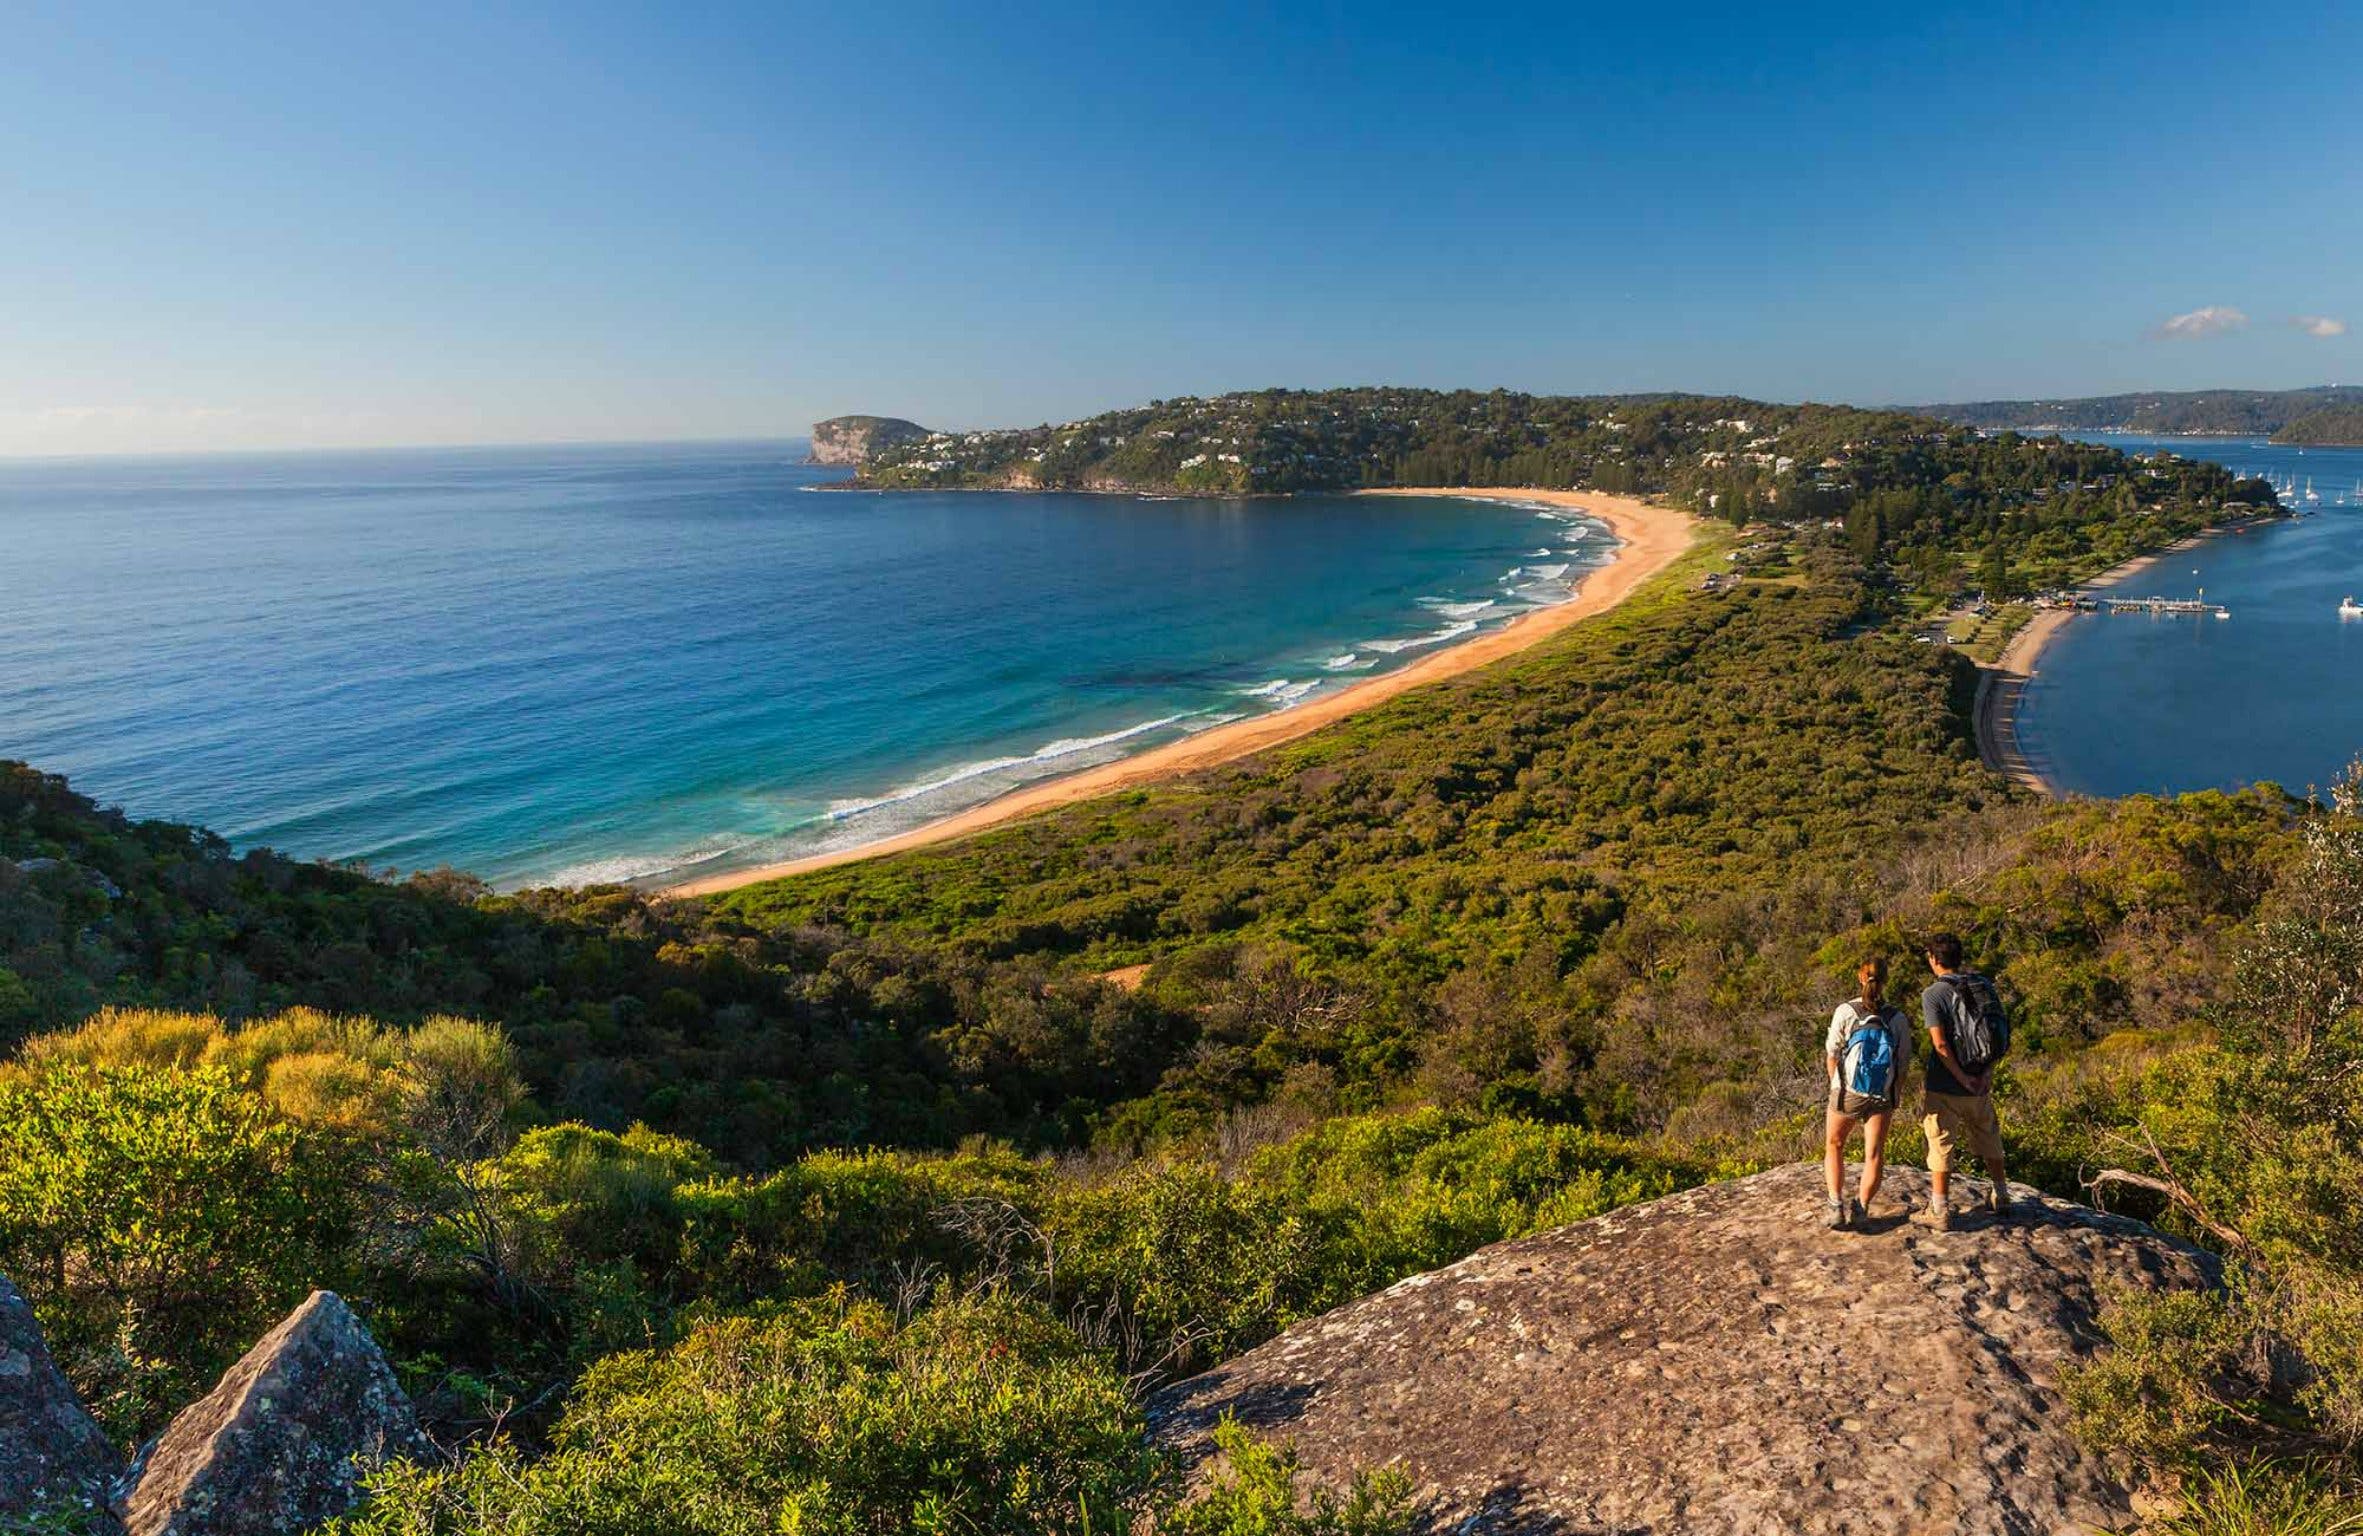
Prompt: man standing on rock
<box><xmin>1918</xmin><ymin>933</ymin><xmax>2012</xmax><ymax>1231</ymax></box>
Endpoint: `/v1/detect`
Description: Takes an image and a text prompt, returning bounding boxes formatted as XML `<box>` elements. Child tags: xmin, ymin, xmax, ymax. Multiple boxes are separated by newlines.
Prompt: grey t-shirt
<box><xmin>1920</xmin><ymin>974</ymin><xmax>1988</xmax><ymax>1096</ymax></box>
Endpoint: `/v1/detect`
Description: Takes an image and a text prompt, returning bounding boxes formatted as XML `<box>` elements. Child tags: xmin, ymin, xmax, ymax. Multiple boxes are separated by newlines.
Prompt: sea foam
<box><xmin>828</xmin><ymin>713</ymin><xmax>1195</xmax><ymax>820</ymax></box>
<box><xmin>1363</xmin><ymin>618</ymin><xmax>1480</xmax><ymax>654</ymax></box>
<box><xmin>1420</xmin><ymin>598</ymin><xmax>1498</xmax><ymax>620</ymax></box>
<box><xmin>548</xmin><ymin>839</ymin><xmax>749</xmax><ymax>889</ymax></box>
<box><xmin>1241</xmin><ymin>677</ymin><xmax>1322</xmax><ymax>706</ymax></box>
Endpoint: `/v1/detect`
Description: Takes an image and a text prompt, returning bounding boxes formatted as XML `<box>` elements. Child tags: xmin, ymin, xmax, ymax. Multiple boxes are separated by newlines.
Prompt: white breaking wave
<box><xmin>828</xmin><ymin>713</ymin><xmax>1194</xmax><ymax>820</ymax></box>
<box><xmin>1423</xmin><ymin>599</ymin><xmax>1497</xmax><ymax>620</ymax></box>
<box><xmin>1363</xmin><ymin>618</ymin><xmax>1480</xmax><ymax>654</ymax></box>
<box><xmin>1241</xmin><ymin>677</ymin><xmax>1322</xmax><ymax>706</ymax></box>
<box><xmin>1526</xmin><ymin>563</ymin><xmax>1569</xmax><ymax>579</ymax></box>
<box><xmin>548</xmin><ymin>838</ymin><xmax>750</xmax><ymax>889</ymax></box>
<box><xmin>1323</xmin><ymin>652</ymin><xmax>1363</xmax><ymax>670</ymax></box>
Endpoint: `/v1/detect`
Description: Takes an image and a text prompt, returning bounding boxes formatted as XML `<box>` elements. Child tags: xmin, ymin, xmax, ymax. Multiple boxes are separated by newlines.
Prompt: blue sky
<box><xmin>4</xmin><ymin>0</ymin><xmax>2358</xmax><ymax>454</ymax></box>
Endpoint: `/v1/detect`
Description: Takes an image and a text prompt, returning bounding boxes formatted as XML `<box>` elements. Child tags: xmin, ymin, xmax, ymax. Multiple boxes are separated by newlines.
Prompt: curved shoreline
<box><xmin>660</xmin><ymin>489</ymin><xmax>1695</xmax><ymax>897</ymax></box>
<box><xmin>1971</xmin><ymin>529</ymin><xmax>2229</xmax><ymax>797</ymax></box>
<box><xmin>1973</xmin><ymin>610</ymin><xmax>2068</xmax><ymax>795</ymax></box>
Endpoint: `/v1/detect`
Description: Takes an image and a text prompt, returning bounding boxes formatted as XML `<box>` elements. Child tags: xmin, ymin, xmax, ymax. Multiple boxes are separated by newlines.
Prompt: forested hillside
<box><xmin>2275</xmin><ymin>405</ymin><xmax>2363</xmax><ymax>446</ymax></box>
<box><xmin>3</xmin><ymin>415</ymin><xmax>2356</xmax><ymax>1530</ymax></box>
<box><xmin>852</xmin><ymin>386</ymin><xmax>2274</xmax><ymax>526</ymax></box>
<box><xmin>1923</xmin><ymin>384</ymin><xmax>2363</xmax><ymax>437</ymax></box>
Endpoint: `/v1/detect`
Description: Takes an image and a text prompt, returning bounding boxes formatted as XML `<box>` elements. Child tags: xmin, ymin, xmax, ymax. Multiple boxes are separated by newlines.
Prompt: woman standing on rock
<box><xmin>1823</xmin><ymin>957</ymin><xmax>1910</xmax><ymax>1230</ymax></box>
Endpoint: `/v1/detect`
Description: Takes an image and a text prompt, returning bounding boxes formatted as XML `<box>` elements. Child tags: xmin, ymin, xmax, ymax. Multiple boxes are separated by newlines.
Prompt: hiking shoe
<box><xmin>1849</xmin><ymin>1197</ymin><xmax>1869</xmax><ymax>1229</ymax></box>
<box><xmin>1917</xmin><ymin>1201</ymin><xmax>1954</xmax><ymax>1232</ymax></box>
<box><xmin>1826</xmin><ymin>1197</ymin><xmax>1850</xmax><ymax>1231</ymax></box>
<box><xmin>1987</xmin><ymin>1184</ymin><xmax>2014</xmax><ymax>1220</ymax></box>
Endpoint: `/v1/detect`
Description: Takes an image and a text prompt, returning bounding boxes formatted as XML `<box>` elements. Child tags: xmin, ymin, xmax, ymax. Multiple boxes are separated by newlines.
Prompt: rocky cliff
<box><xmin>1150</xmin><ymin>1163</ymin><xmax>2215</xmax><ymax>1535</ymax></box>
<box><xmin>807</xmin><ymin>415</ymin><xmax>931</xmax><ymax>467</ymax></box>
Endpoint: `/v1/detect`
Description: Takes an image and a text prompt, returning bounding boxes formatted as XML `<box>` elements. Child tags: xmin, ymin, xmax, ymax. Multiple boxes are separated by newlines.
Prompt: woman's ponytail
<box><xmin>1859</xmin><ymin>956</ymin><xmax>1889</xmax><ymax>1014</ymax></box>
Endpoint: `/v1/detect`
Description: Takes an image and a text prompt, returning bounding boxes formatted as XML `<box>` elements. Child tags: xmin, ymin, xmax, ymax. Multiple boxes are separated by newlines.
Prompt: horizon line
<box><xmin>3</xmin><ymin>379</ymin><xmax>2354</xmax><ymax>464</ymax></box>
<box><xmin>0</xmin><ymin>430</ymin><xmax>817</xmax><ymax>467</ymax></box>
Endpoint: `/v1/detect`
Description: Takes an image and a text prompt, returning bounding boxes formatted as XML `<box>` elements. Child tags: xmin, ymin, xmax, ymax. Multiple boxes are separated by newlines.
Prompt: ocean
<box><xmin>2015</xmin><ymin>434</ymin><xmax>2363</xmax><ymax>799</ymax></box>
<box><xmin>0</xmin><ymin>442</ymin><xmax>1608</xmax><ymax>888</ymax></box>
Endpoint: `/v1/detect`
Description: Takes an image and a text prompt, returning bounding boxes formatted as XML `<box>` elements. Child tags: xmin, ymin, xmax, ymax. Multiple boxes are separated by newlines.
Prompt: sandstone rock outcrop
<box><xmin>808</xmin><ymin>414</ymin><xmax>931</xmax><ymax>467</ymax></box>
<box><xmin>1150</xmin><ymin>1164</ymin><xmax>2215</xmax><ymax>1535</ymax></box>
<box><xmin>1</xmin><ymin>1274</ymin><xmax>125</xmax><ymax>1534</ymax></box>
<box><xmin>120</xmin><ymin>1291</ymin><xmax>430</xmax><ymax>1536</ymax></box>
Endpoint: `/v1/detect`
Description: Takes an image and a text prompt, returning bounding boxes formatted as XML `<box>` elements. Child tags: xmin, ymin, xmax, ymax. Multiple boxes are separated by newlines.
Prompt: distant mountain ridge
<box><xmin>1920</xmin><ymin>384</ymin><xmax>2363</xmax><ymax>440</ymax></box>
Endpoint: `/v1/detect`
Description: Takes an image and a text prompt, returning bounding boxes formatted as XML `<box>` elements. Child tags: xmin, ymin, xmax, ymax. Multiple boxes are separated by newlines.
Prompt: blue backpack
<box><xmin>1840</xmin><ymin>1010</ymin><xmax>1899</xmax><ymax>1109</ymax></box>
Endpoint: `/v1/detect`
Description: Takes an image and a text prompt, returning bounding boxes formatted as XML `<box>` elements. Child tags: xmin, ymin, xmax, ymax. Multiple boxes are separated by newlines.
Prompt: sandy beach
<box><xmin>1972</xmin><ymin>528</ymin><xmax>2229</xmax><ymax>795</ymax></box>
<box><xmin>663</xmin><ymin>489</ymin><xmax>1695</xmax><ymax>897</ymax></box>
<box><xmin>1974</xmin><ymin>607</ymin><xmax>2071</xmax><ymax>794</ymax></box>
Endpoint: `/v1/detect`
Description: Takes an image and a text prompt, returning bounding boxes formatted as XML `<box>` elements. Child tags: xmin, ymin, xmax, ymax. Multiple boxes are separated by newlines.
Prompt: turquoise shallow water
<box><xmin>0</xmin><ymin>442</ymin><xmax>1608</xmax><ymax>887</ymax></box>
<box><xmin>2018</xmin><ymin>435</ymin><xmax>2363</xmax><ymax>798</ymax></box>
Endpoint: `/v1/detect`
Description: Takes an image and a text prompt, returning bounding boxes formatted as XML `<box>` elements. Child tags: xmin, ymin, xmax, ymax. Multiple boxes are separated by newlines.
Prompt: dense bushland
<box><xmin>3</xmin><ymin>417</ymin><xmax>2352</xmax><ymax>1524</ymax></box>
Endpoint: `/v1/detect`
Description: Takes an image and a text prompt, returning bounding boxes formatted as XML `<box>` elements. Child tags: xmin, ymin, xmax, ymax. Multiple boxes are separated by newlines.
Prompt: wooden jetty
<box><xmin>2069</xmin><ymin>595</ymin><xmax>2229</xmax><ymax>618</ymax></box>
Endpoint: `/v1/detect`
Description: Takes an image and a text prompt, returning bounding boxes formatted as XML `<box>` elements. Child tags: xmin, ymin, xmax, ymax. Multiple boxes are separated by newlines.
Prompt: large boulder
<box><xmin>120</xmin><ymin>1292</ymin><xmax>430</xmax><ymax>1536</ymax></box>
<box><xmin>1150</xmin><ymin>1164</ymin><xmax>2216</xmax><ymax>1535</ymax></box>
<box><xmin>0</xmin><ymin>1274</ymin><xmax>125</xmax><ymax>1534</ymax></box>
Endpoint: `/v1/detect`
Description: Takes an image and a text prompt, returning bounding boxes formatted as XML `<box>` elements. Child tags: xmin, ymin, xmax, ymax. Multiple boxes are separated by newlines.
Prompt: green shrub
<box><xmin>672</xmin><ymin>1144</ymin><xmax>1047</xmax><ymax>1304</ymax></box>
<box><xmin>0</xmin><ymin>1063</ymin><xmax>358</xmax><ymax>1440</ymax></box>
<box><xmin>2145</xmin><ymin>1459</ymin><xmax>2363</xmax><ymax>1536</ymax></box>
<box><xmin>338</xmin><ymin>1295</ymin><xmax>1155</xmax><ymax>1536</ymax></box>
<box><xmin>2066</xmin><ymin>1289</ymin><xmax>2248</xmax><ymax>1463</ymax></box>
<box><xmin>1045</xmin><ymin>1109</ymin><xmax>1698</xmax><ymax>1376</ymax></box>
<box><xmin>2059</xmin><ymin>771</ymin><xmax>2363</xmax><ymax>1468</ymax></box>
<box><xmin>1160</xmin><ymin>1419</ymin><xmax>1417</xmax><ymax>1536</ymax></box>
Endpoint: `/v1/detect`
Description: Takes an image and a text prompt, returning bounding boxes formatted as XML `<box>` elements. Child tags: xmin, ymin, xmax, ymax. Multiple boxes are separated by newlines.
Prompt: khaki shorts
<box><xmin>1923</xmin><ymin>1091</ymin><xmax>2005</xmax><ymax>1175</ymax></box>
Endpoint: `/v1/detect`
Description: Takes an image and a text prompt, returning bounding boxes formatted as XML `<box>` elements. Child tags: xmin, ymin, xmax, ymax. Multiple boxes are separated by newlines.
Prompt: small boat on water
<box><xmin>2342</xmin><ymin>596</ymin><xmax>2363</xmax><ymax>619</ymax></box>
<box><xmin>2305</xmin><ymin>477</ymin><xmax>2320</xmax><ymax>504</ymax></box>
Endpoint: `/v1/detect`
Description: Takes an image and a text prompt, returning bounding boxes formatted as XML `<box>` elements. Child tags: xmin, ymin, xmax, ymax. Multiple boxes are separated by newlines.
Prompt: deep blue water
<box><xmin>2016</xmin><ymin>435</ymin><xmax>2363</xmax><ymax>799</ymax></box>
<box><xmin>0</xmin><ymin>442</ymin><xmax>1608</xmax><ymax>887</ymax></box>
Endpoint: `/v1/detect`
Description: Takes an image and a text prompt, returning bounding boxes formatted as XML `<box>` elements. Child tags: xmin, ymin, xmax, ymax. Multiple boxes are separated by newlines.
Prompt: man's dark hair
<box><xmin>1924</xmin><ymin>932</ymin><xmax>1965</xmax><ymax>970</ymax></box>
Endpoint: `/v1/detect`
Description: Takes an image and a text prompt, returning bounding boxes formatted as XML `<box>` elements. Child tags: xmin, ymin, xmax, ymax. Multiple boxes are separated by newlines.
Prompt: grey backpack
<box><xmin>1945</xmin><ymin>972</ymin><xmax>2011</xmax><ymax>1074</ymax></box>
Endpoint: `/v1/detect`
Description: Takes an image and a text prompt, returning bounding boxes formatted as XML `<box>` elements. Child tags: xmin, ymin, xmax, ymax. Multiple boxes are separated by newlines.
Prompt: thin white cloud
<box><xmin>2294</xmin><ymin>315</ymin><xmax>2349</xmax><ymax>339</ymax></box>
<box><xmin>2150</xmin><ymin>306</ymin><xmax>2249</xmax><ymax>341</ymax></box>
